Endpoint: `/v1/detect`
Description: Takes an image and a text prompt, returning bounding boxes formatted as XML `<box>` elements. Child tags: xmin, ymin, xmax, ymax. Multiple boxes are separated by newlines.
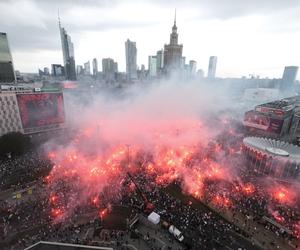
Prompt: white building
<box><xmin>208</xmin><ymin>56</ymin><xmax>217</xmax><ymax>78</ymax></box>
<box><xmin>148</xmin><ymin>56</ymin><xmax>157</xmax><ymax>78</ymax></box>
<box><xmin>125</xmin><ymin>39</ymin><xmax>137</xmax><ymax>81</ymax></box>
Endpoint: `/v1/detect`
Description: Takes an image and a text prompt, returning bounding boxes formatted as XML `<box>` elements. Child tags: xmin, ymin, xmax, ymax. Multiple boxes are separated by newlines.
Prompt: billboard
<box><xmin>16</xmin><ymin>93</ymin><xmax>65</xmax><ymax>131</ymax></box>
<box><xmin>244</xmin><ymin>111</ymin><xmax>284</xmax><ymax>134</ymax></box>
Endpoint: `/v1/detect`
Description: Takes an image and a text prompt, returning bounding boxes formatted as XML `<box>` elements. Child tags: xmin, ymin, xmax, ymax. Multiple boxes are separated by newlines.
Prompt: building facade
<box><xmin>281</xmin><ymin>66</ymin><xmax>298</xmax><ymax>89</ymax></box>
<box><xmin>0</xmin><ymin>88</ymin><xmax>65</xmax><ymax>136</ymax></box>
<box><xmin>243</xmin><ymin>96</ymin><xmax>300</xmax><ymax>142</ymax></box>
<box><xmin>156</xmin><ymin>49</ymin><xmax>164</xmax><ymax>76</ymax></box>
<box><xmin>92</xmin><ymin>58</ymin><xmax>98</xmax><ymax>76</ymax></box>
<box><xmin>59</xmin><ymin>21</ymin><xmax>76</xmax><ymax>80</ymax></box>
<box><xmin>102</xmin><ymin>58</ymin><xmax>117</xmax><ymax>83</ymax></box>
<box><xmin>207</xmin><ymin>56</ymin><xmax>217</xmax><ymax>78</ymax></box>
<box><xmin>163</xmin><ymin>14</ymin><xmax>183</xmax><ymax>75</ymax></box>
<box><xmin>51</xmin><ymin>64</ymin><xmax>65</xmax><ymax>77</ymax></box>
<box><xmin>0</xmin><ymin>32</ymin><xmax>16</xmax><ymax>83</ymax></box>
<box><xmin>125</xmin><ymin>39</ymin><xmax>137</xmax><ymax>81</ymax></box>
<box><xmin>243</xmin><ymin>137</ymin><xmax>300</xmax><ymax>181</ymax></box>
<box><xmin>148</xmin><ymin>56</ymin><xmax>157</xmax><ymax>78</ymax></box>
<box><xmin>189</xmin><ymin>60</ymin><xmax>197</xmax><ymax>76</ymax></box>
<box><xmin>84</xmin><ymin>61</ymin><xmax>90</xmax><ymax>75</ymax></box>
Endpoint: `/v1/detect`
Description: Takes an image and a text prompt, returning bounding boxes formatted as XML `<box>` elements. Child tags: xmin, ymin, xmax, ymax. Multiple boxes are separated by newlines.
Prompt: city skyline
<box><xmin>0</xmin><ymin>0</ymin><xmax>300</xmax><ymax>79</ymax></box>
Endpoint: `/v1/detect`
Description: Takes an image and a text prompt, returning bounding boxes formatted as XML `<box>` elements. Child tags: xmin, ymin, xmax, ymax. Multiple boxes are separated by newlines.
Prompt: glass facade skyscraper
<box><xmin>0</xmin><ymin>32</ymin><xmax>15</xmax><ymax>83</ymax></box>
<box><xmin>59</xmin><ymin>21</ymin><xmax>76</xmax><ymax>80</ymax></box>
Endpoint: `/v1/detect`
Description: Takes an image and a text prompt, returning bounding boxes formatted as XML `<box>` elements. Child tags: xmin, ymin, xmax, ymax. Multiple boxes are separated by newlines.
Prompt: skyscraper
<box><xmin>59</xmin><ymin>16</ymin><xmax>76</xmax><ymax>80</ymax></box>
<box><xmin>189</xmin><ymin>60</ymin><xmax>197</xmax><ymax>76</ymax></box>
<box><xmin>0</xmin><ymin>32</ymin><xmax>16</xmax><ymax>83</ymax></box>
<box><xmin>84</xmin><ymin>61</ymin><xmax>90</xmax><ymax>75</ymax></box>
<box><xmin>148</xmin><ymin>56</ymin><xmax>157</xmax><ymax>78</ymax></box>
<box><xmin>102</xmin><ymin>58</ymin><xmax>117</xmax><ymax>82</ymax></box>
<box><xmin>92</xmin><ymin>58</ymin><xmax>98</xmax><ymax>76</ymax></box>
<box><xmin>163</xmin><ymin>10</ymin><xmax>183</xmax><ymax>75</ymax></box>
<box><xmin>125</xmin><ymin>39</ymin><xmax>137</xmax><ymax>81</ymax></box>
<box><xmin>207</xmin><ymin>56</ymin><xmax>217</xmax><ymax>78</ymax></box>
<box><xmin>113</xmin><ymin>62</ymin><xmax>118</xmax><ymax>73</ymax></box>
<box><xmin>51</xmin><ymin>64</ymin><xmax>65</xmax><ymax>77</ymax></box>
<box><xmin>282</xmin><ymin>66</ymin><xmax>298</xmax><ymax>84</ymax></box>
<box><xmin>76</xmin><ymin>65</ymin><xmax>84</xmax><ymax>75</ymax></box>
<box><xmin>156</xmin><ymin>49</ymin><xmax>164</xmax><ymax>76</ymax></box>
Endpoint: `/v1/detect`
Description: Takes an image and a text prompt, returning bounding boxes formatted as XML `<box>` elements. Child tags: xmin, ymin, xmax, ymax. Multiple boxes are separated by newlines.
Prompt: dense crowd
<box><xmin>0</xmin><ymin>151</ymin><xmax>52</xmax><ymax>190</ymax></box>
<box><xmin>0</xmin><ymin>143</ymin><xmax>299</xmax><ymax>250</ymax></box>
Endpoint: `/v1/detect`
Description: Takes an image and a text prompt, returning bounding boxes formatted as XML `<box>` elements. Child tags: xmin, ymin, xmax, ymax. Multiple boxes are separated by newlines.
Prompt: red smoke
<box><xmin>44</xmin><ymin>83</ymin><xmax>299</xmax><ymax>239</ymax></box>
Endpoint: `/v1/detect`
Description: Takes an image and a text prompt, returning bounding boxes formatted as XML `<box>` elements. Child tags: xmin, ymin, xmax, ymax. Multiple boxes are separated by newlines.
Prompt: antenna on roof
<box><xmin>58</xmin><ymin>8</ymin><xmax>61</xmax><ymax>28</ymax></box>
<box><xmin>174</xmin><ymin>8</ymin><xmax>177</xmax><ymax>25</ymax></box>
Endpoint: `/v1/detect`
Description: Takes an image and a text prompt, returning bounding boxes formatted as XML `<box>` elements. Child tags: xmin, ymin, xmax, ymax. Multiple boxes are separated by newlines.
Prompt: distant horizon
<box><xmin>1</xmin><ymin>0</ymin><xmax>300</xmax><ymax>79</ymax></box>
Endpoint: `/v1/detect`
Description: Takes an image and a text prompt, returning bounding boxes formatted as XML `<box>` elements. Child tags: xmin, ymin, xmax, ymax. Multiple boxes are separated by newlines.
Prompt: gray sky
<box><xmin>1</xmin><ymin>0</ymin><xmax>300</xmax><ymax>78</ymax></box>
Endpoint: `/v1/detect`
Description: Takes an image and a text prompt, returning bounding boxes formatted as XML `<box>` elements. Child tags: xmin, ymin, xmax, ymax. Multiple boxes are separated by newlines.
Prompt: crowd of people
<box><xmin>0</xmin><ymin>133</ymin><xmax>299</xmax><ymax>250</ymax></box>
<box><xmin>0</xmin><ymin>151</ymin><xmax>52</xmax><ymax>190</ymax></box>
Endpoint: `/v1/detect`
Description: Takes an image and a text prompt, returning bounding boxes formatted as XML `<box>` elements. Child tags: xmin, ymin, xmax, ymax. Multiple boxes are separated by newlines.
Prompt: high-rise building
<box><xmin>59</xmin><ymin>17</ymin><xmax>76</xmax><ymax>80</ymax></box>
<box><xmin>197</xmin><ymin>69</ymin><xmax>205</xmax><ymax>78</ymax></box>
<box><xmin>189</xmin><ymin>60</ymin><xmax>197</xmax><ymax>75</ymax></box>
<box><xmin>156</xmin><ymin>49</ymin><xmax>164</xmax><ymax>69</ymax></box>
<box><xmin>51</xmin><ymin>64</ymin><xmax>65</xmax><ymax>77</ymax></box>
<box><xmin>156</xmin><ymin>49</ymin><xmax>164</xmax><ymax>76</ymax></box>
<box><xmin>0</xmin><ymin>32</ymin><xmax>16</xmax><ymax>83</ymax></box>
<box><xmin>84</xmin><ymin>61</ymin><xmax>90</xmax><ymax>75</ymax></box>
<box><xmin>163</xmin><ymin>11</ymin><xmax>183</xmax><ymax>75</ymax></box>
<box><xmin>92</xmin><ymin>58</ymin><xmax>98</xmax><ymax>76</ymax></box>
<box><xmin>113</xmin><ymin>62</ymin><xmax>118</xmax><ymax>73</ymax></box>
<box><xmin>76</xmin><ymin>65</ymin><xmax>84</xmax><ymax>75</ymax></box>
<box><xmin>207</xmin><ymin>56</ymin><xmax>217</xmax><ymax>78</ymax></box>
<box><xmin>44</xmin><ymin>67</ymin><xmax>50</xmax><ymax>75</ymax></box>
<box><xmin>282</xmin><ymin>66</ymin><xmax>298</xmax><ymax>85</ymax></box>
<box><xmin>125</xmin><ymin>39</ymin><xmax>137</xmax><ymax>81</ymax></box>
<box><xmin>180</xmin><ymin>57</ymin><xmax>186</xmax><ymax>69</ymax></box>
<box><xmin>148</xmin><ymin>56</ymin><xmax>157</xmax><ymax>78</ymax></box>
<box><xmin>102</xmin><ymin>58</ymin><xmax>117</xmax><ymax>82</ymax></box>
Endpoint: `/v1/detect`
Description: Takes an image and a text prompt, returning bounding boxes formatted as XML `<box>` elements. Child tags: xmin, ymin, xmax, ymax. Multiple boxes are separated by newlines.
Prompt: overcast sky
<box><xmin>1</xmin><ymin>0</ymin><xmax>300</xmax><ymax>78</ymax></box>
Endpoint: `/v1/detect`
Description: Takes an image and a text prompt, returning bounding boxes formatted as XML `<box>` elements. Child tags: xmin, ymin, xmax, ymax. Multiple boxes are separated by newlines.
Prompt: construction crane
<box><xmin>127</xmin><ymin>172</ymin><xmax>154</xmax><ymax>214</ymax></box>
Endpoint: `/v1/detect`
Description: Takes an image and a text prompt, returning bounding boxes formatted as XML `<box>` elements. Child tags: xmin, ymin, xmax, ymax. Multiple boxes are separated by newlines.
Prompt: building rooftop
<box><xmin>243</xmin><ymin>136</ymin><xmax>300</xmax><ymax>163</ymax></box>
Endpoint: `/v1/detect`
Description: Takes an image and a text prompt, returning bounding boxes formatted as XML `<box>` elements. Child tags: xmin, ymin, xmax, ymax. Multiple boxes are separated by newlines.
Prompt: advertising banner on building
<box><xmin>16</xmin><ymin>93</ymin><xmax>65</xmax><ymax>131</ymax></box>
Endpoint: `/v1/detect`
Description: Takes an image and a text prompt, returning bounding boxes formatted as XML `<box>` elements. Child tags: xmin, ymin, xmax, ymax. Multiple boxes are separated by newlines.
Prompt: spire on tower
<box><xmin>174</xmin><ymin>8</ymin><xmax>176</xmax><ymax>26</ymax></box>
<box><xmin>58</xmin><ymin>8</ymin><xmax>61</xmax><ymax>28</ymax></box>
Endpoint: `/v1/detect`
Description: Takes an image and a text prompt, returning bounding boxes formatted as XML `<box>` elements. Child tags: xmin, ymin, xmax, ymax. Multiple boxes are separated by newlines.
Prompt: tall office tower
<box><xmin>84</xmin><ymin>61</ymin><xmax>90</xmax><ymax>75</ymax></box>
<box><xmin>282</xmin><ymin>66</ymin><xmax>298</xmax><ymax>85</ymax></box>
<box><xmin>180</xmin><ymin>56</ymin><xmax>186</xmax><ymax>69</ymax></box>
<box><xmin>44</xmin><ymin>67</ymin><xmax>50</xmax><ymax>75</ymax></box>
<box><xmin>76</xmin><ymin>65</ymin><xmax>84</xmax><ymax>75</ymax></box>
<box><xmin>125</xmin><ymin>39</ymin><xmax>137</xmax><ymax>81</ymax></box>
<box><xmin>197</xmin><ymin>69</ymin><xmax>205</xmax><ymax>78</ymax></box>
<box><xmin>51</xmin><ymin>64</ymin><xmax>65</xmax><ymax>77</ymax></box>
<box><xmin>163</xmin><ymin>11</ymin><xmax>183</xmax><ymax>75</ymax></box>
<box><xmin>113</xmin><ymin>62</ymin><xmax>118</xmax><ymax>73</ymax></box>
<box><xmin>92</xmin><ymin>58</ymin><xmax>98</xmax><ymax>76</ymax></box>
<box><xmin>148</xmin><ymin>56</ymin><xmax>157</xmax><ymax>78</ymax></box>
<box><xmin>207</xmin><ymin>56</ymin><xmax>217</xmax><ymax>78</ymax></box>
<box><xmin>59</xmin><ymin>17</ymin><xmax>76</xmax><ymax>80</ymax></box>
<box><xmin>156</xmin><ymin>49</ymin><xmax>164</xmax><ymax>76</ymax></box>
<box><xmin>0</xmin><ymin>32</ymin><xmax>16</xmax><ymax>83</ymax></box>
<box><xmin>102</xmin><ymin>58</ymin><xmax>116</xmax><ymax>82</ymax></box>
<box><xmin>189</xmin><ymin>60</ymin><xmax>197</xmax><ymax>75</ymax></box>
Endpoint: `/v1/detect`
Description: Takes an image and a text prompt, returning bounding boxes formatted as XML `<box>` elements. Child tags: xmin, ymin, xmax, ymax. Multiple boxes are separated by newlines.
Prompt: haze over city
<box><xmin>1</xmin><ymin>1</ymin><xmax>300</xmax><ymax>250</ymax></box>
<box><xmin>1</xmin><ymin>0</ymin><xmax>300</xmax><ymax>78</ymax></box>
